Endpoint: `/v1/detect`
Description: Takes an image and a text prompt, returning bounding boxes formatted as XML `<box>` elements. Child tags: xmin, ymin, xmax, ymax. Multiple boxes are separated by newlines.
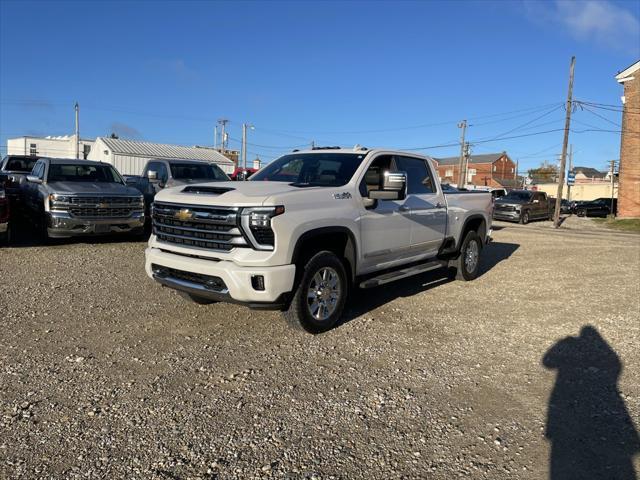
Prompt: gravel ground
<box><xmin>1</xmin><ymin>219</ymin><xmax>638</xmax><ymax>479</ymax></box>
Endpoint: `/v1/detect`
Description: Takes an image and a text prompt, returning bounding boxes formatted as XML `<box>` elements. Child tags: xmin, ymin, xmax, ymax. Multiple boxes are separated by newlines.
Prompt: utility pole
<box><xmin>217</xmin><ymin>118</ymin><xmax>229</xmax><ymax>154</ymax></box>
<box><xmin>566</xmin><ymin>144</ymin><xmax>573</xmax><ymax>202</ymax></box>
<box><xmin>462</xmin><ymin>142</ymin><xmax>471</xmax><ymax>185</ymax></box>
<box><xmin>610</xmin><ymin>159</ymin><xmax>616</xmax><ymax>217</ymax></box>
<box><xmin>214</xmin><ymin>125</ymin><xmax>218</xmax><ymax>150</ymax></box>
<box><xmin>74</xmin><ymin>102</ymin><xmax>80</xmax><ymax>159</ymax></box>
<box><xmin>515</xmin><ymin>159</ymin><xmax>519</xmax><ymax>185</ymax></box>
<box><xmin>456</xmin><ymin>120</ymin><xmax>467</xmax><ymax>188</ymax></box>
<box><xmin>311</xmin><ymin>140</ymin><xmax>315</xmax><ymax>149</ymax></box>
<box><xmin>553</xmin><ymin>56</ymin><xmax>576</xmax><ymax>228</ymax></box>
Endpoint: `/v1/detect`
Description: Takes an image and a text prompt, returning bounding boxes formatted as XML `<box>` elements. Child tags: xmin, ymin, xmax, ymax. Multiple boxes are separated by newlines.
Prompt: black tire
<box><xmin>283</xmin><ymin>250</ymin><xmax>348</xmax><ymax>334</ymax></box>
<box><xmin>577</xmin><ymin>209</ymin><xmax>586</xmax><ymax>217</ymax></box>
<box><xmin>520</xmin><ymin>210</ymin><xmax>530</xmax><ymax>224</ymax></box>
<box><xmin>178</xmin><ymin>291</ymin><xmax>217</xmax><ymax>305</ymax></box>
<box><xmin>0</xmin><ymin>226</ymin><xmax>8</xmax><ymax>246</ymax></box>
<box><xmin>449</xmin><ymin>231</ymin><xmax>482</xmax><ymax>281</ymax></box>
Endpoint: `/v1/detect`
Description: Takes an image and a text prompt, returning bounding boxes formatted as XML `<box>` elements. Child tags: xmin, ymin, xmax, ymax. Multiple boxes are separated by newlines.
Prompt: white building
<box><xmin>7</xmin><ymin>135</ymin><xmax>94</xmax><ymax>159</ymax></box>
<box><xmin>87</xmin><ymin>137</ymin><xmax>235</xmax><ymax>175</ymax></box>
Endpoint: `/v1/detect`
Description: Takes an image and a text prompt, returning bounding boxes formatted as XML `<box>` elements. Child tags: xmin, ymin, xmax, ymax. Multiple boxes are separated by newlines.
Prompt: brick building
<box><xmin>615</xmin><ymin>60</ymin><xmax>640</xmax><ymax>218</ymax></box>
<box><xmin>434</xmin><ymin>151</ymin><xmax>518</xmax><ymax>188</ymax></box>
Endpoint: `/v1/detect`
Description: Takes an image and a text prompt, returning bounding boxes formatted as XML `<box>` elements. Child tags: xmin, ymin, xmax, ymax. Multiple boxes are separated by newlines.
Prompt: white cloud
<box><xmin>524</xmin><ymin>0</ymin><xmax>640</xmax><ymax>53</ymax></box>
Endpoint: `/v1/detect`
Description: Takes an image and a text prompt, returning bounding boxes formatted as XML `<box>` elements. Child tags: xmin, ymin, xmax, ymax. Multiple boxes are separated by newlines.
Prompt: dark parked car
<box><xmin>547</xmin><ymin>197</ymin><xmax>571</xmax><ymax>214</ymax></box>
<box><xmin>0</xmin><ymin>187</ymin><xmax>10</xmax><ymax>244</ymax></box>
<box><xmin>493</xmin><ymin>190</ymin><xmax>550</xmax><ymax>224</ymax></box>
<box><xmin>575</xmin><ymin>198</ymin><xmax>617</xmax><ymax>217</ymax></box>
<box><xmin>0</xmin><ymin>155</ymin><xmax>40</xmax><ymax>204</ymax></box>
<box><xmin>21</xmin><ymin>158</ymin><xmax>145</xmax><ymax>240</ymax></box>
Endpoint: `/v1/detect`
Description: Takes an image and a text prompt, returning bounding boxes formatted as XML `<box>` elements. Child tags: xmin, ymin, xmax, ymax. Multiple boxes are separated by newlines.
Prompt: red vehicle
<box><xmin>0</xmin><ymin>187</ymin><xmax>10</xmax><ymax>244</ymax></box>
<box><xmin>230</xmin><ymin>167</ymin><xmax>258</xmax><ymax>181</ymax></box>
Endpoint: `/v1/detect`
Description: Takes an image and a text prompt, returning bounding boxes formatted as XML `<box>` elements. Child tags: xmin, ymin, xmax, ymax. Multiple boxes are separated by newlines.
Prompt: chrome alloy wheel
<box><xmin>464</xmin><ymin>239</ymin><xmax>479</xmax><ymax>273</ymax></box>
<box><xmin>307</xmin><ymin>267</ymin><xmax>341</xmax><ymax>321</ymax></box>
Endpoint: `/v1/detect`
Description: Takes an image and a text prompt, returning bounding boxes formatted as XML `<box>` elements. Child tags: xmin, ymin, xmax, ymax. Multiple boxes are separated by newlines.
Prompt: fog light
<box><xmin>251</xmin><ymin>275</ymin><xmax>265</xmax><ymax>291</ymax></box>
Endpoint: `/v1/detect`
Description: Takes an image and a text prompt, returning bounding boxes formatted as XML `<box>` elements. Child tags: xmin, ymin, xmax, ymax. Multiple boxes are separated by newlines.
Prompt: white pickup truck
<box><xmin>145</xmin><ymin>148</ymin><xmax>493</xmax><ymax>332</ymax></box>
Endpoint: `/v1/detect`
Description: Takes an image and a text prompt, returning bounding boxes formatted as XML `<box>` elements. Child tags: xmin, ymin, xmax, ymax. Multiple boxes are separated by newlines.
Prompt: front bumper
<box><xmin>492</xmin><ymin>210</ymin><xmax>520</xmax><ymax>222</ymax></box>
<box><xmin>46</xmin><ymin>211</ymin><xmax>145</xmax><ymax>238</ymax></box>
<box><xmin>145</xmin><ymin>247</ymin><xmax>296</xmax><ymax>308</ymax></box>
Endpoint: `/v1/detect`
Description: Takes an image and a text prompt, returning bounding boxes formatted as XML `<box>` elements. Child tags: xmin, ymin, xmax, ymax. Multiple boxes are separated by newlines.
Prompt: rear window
<box><xmin>47</xmin><ymin>164</ymin><xmax>123</xmax><ymax>183</ymax></box>
<box><xmin>4</xmin><ymin>157</ymin><xmax>38</xmax><ymax>172</ymax></box>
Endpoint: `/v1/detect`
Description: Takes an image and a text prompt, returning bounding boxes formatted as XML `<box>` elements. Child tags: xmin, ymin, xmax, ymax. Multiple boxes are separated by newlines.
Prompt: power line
<box><xmin>473</xmin><ymin>104</ymin><xmax>564</xmax><ymax>143</ymax></box>
<box><xmin>578</xmin><ymin>104</ymin><xmax>621</xmax><ymax>127</ymax></box>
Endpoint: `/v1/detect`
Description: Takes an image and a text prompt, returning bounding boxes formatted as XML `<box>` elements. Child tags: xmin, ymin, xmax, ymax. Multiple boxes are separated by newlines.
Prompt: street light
<box><xmin>242</xmin><ymin>123</ymin><xmax>255</xmax><ymax>170</ymax></box>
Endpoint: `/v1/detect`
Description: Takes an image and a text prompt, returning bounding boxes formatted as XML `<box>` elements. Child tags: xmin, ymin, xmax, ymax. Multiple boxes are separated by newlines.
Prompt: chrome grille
<box><xmin>70</xmin><ymin>207</ymin><xmax>134</xmax><ymax>217</ymax></box>
<box><xmin>152</xmin><ymin>202</ymin><xmax>247</xmax><ymax>251</ymax></box>
<box><xmin>495</xmin><ymin>204</ymin><xmax>516</xmax><ymax>212</ymax></box>
<box><xmin>53</xmin><ymin>196</ymin><xmax>142</xmax><ymax>218</ymax></box>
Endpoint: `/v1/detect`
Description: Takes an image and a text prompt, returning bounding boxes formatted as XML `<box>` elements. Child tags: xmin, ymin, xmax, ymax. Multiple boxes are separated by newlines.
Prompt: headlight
<box><xmin>241</xmin><ymin>206</ymin><xmax>284</xmax><ymax>250</ymax></box>
<box><xmin>246</xmin><ymin>206</ymin><xmax>285</xmax><ymax>228</ymax></box>
<box><xmin>51</xmin><ymin>194</ymin><xmax>71</xmax><ymax>203</ymax></box>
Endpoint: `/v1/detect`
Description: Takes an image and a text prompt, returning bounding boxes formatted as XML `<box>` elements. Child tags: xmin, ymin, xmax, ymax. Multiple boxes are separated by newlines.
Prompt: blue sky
<box><xmin>1</xmin><ymin>0</ymin><xmax>638</xmax><ymax>173</ymax></box>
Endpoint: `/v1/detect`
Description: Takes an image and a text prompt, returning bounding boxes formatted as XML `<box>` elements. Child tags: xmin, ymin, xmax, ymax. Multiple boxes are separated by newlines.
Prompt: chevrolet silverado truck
<box><xmin>22</xmin><ymin>158</ymin><xmax>145</xmax><ymax>240</ymax></box>
<box><xmin>493</xmin><ymin>190</ymin><xmax>550</xmax><ymax>224</ymax></box>
<box><xmin>125</xmin><ymin>159</ymin><xmax>229</xmax><ymax>224</ymax></box>
<box><xmin>145</xmin><ymin>148</ymin><xmax>493</xmax><ymax>333</ymax></box>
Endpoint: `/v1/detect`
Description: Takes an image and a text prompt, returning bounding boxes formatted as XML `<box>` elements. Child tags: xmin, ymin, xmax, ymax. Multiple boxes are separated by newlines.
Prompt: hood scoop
<box><xmin>181</xmin><ymin>186</ymin><xmax>235</xmax><ymax>195</ymax></box>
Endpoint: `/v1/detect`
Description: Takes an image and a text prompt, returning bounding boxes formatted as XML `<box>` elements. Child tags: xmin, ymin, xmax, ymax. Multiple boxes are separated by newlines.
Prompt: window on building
<box><xmin>511</xmin><ymin>167</ymin><xmax>514</xmax><ymax>173</ymax></box>
<box><xmin>445</xmin><ymin>169</ymin><xmax>453</xmax><ymax>177</ymax></box>
<box><xmin>29</xmin><ymin>143</ymin><xmax>37</xmax><ymax>156</ymax></box>
<box><xmin>83</xmin><ymin>144</ymin><xmax>91</xmax><ymax>159</ymax></box>
<box><xmin>493</xmin><ymin>165</ymin><xmax>497</xmax><ymax>172</ymax></box>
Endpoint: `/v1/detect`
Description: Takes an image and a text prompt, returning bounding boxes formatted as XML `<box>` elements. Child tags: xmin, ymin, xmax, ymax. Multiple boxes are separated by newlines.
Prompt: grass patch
<box><xmin>591</xmin><ymin>217</ymin><xmax>640</xmax><ymax>233</ymax></box>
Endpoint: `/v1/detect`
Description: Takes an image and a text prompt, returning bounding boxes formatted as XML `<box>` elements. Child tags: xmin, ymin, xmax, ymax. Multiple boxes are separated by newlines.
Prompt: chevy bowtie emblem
<box><xmin>98</xmin><ymin>202</ymin><xmax>109</xmax><ymax>209</ymax></box>
<box><xmin>175</xmin><ymin>209</ymin><xmax>195</xmax><ymax>221</ymax></box>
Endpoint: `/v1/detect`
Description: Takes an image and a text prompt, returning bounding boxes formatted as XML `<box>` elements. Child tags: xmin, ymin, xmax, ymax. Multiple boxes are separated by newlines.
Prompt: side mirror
<box><xmin>147</xmin><ymin>170</ymin><xmax>158</xmax><ymax>181</ymax></box>
<box><xmin>533</xmin><ymin>199</ymin><xmax>540</xmax><ymax>204</ymax></box>
<box><xmin>27</xmin><ymin>175</ymin><xmax>42</xmax><ymax>184</ymax></box>
<box><xmin>369</xmin><ymin>171</ymin><xmax>407</xmax><ymax>201</ymax></box>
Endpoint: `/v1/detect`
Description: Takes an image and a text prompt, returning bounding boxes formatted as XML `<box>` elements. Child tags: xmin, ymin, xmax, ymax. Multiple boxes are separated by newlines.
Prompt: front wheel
<box><xmin>450</xmin><ymin>231</ymin><xmax>482</xmax><ymax>281</ymax></box>
<box><xmin>283</xmin><ymin>251</ymin><xmax>348</xmax><ymax>333</ymax></box>
<box><xmin>520</xmin><ymin>210</ymin><xmax>530</xmax><ymax>224</ymax></box>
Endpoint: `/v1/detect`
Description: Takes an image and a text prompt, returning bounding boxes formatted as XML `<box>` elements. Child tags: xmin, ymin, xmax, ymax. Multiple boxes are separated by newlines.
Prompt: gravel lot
<box><xmin>1</xmin><ymin>219</ymin><xmax>639</xmax><ymax>479</ymax></box>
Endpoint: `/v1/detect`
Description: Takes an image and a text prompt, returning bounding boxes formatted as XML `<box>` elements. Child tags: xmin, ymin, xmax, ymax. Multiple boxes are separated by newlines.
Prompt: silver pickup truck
<box><xmin>21</xmin><ymin>158</ymin><xmax>145</xmax><ymax>240</ymax></box>
<box><xmin>145</xmin><ymin>148</ymin><xmax>493</xmax><ymax>332</ymax></box>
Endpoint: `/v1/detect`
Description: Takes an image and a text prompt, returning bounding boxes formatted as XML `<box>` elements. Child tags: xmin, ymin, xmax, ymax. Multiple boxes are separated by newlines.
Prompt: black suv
<box><xmin>575</xmin><ymin>198</ymin><xmax>617</xmax><ymax>217</ymax></box>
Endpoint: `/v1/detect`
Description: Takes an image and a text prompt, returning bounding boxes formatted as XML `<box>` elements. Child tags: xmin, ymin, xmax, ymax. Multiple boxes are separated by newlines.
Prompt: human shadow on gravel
<box><xmin>339</xmin><ymin>241</ymin><xmax>519</xmax><ymax>325</ymax></box>
<box><xmin>543</xmin><ymin>326</ymin><xmax>639</xmax><ymax>480</ymax></box>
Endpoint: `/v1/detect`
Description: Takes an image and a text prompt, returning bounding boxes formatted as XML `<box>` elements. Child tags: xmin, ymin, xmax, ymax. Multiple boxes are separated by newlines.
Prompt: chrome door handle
<box><xmin>398</xmin><ymin>205</ymin><xmax>410</xmax><ymax>212</ymax></box>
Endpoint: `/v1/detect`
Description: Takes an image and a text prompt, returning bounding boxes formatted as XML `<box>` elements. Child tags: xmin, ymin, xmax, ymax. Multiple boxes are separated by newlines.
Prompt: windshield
<box><xmin>170</xmin><ymin>163</ymin><xmax>228</xmax><ymax>181</ymax></box>
<box><xmin>502</xmin><ymin>191</ymin><xmax>532</xmax><ymax>201</ymax></box>
<box><xmin>47</xmin><ymin>164</ymin><xmax>123</xmax><ymax>183</ymax></box>
<box><xmin>250</xmin><ymin>153</ymin><xmax>367</xmax><ymax>186</ymax></box>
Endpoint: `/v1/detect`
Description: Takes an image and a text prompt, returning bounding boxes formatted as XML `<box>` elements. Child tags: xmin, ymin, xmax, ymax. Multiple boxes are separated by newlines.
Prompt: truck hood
<box><xmin>47</xmin><ymin>181</ymin><xmax>142</xmax><ymax>196</ymax></box>
<box><xmin>155</xmin><ymin>181</ymin><xmax>324</xmax><ymax>206</ymax></box>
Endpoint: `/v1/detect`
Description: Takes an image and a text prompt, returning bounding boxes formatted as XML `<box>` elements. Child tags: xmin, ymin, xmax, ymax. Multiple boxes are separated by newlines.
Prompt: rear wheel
<box><xmin>178</xmin><ymin>291</ymin><xmax>217</xmax><ymax>305</ymax></box>
<box><xmin>449</xmin><ymin>231</ymin><xmax>482</xmax><ymax>281</ymax></box>
<box><xmin>283</xmin><ymin>250</ymin><xmax>348</xmax><ymax>333</ymax></box>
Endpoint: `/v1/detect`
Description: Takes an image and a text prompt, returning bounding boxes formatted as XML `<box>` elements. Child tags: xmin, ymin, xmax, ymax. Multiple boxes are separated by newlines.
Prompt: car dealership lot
<box><xmin>1</xmin><ymin>223</ymin><xmax>638</xmax><ymax>479</ymax></box>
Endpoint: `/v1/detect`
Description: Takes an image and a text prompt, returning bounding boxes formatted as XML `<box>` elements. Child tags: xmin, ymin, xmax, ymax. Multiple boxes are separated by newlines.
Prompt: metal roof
<box><xmin>434</xmin><ymin>152</ymin><xmax>507</xmax><ymax>166</ymax></box>
<box><xmin>98</xmin><ymin>137</ymin><xmax>234</xmax><ymax>165</ymax></box>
